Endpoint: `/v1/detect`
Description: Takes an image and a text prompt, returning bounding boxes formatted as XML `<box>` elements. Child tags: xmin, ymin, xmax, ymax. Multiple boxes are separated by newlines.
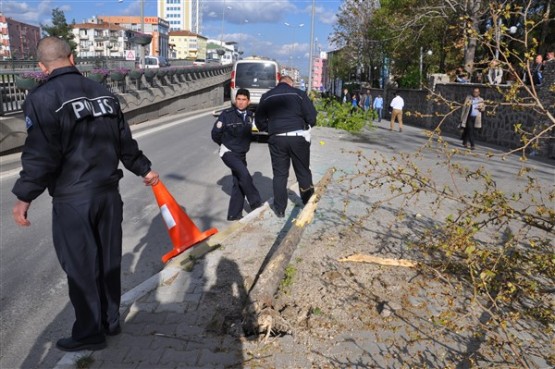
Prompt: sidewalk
<box><xmin>54</xmin><ymin>123</ymin><xmax>554</xmax><ymax>369</ymax></box>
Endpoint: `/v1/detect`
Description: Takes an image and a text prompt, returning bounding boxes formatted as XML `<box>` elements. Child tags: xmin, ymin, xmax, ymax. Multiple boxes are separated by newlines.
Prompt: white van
<box><xmin>230</xmin><ymin>58</ymin><xmax>280</xmax><ymax>108</ymax></box>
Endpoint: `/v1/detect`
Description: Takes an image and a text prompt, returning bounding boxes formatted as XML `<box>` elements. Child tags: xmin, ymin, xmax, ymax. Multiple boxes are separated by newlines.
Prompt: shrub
<box><xmin>90</xmin><ymin>68</ymin><xmax>110</xmax><ymax>76</ymax></box>
<box><xmin>315</xmin><ymin>97</ymin><xmax>369</xmax><ymax>133</ymax></box>
<box><xmin>20</xmin><ymin>71</ymin><xmax>48</xmax><ymax>82</ymax></box>
<box><xmin>110</xmin><ymin>67</ymin><xmax>130</xmax><ymax>75</ymax></box>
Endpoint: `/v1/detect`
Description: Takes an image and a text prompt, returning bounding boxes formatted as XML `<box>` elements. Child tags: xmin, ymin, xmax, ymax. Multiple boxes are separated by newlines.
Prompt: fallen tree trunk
<box><xmin>243</xmin><ymin>167</ymin><xmax>335</xmax><ymax>336</ymax></box>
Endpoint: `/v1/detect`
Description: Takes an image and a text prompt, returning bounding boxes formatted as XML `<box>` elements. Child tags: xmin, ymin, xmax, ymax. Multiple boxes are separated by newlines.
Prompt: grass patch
<box><xmin>279</xmin><ymin>265</ymin><xmax>297</xmax><ymax>294</ymax></box>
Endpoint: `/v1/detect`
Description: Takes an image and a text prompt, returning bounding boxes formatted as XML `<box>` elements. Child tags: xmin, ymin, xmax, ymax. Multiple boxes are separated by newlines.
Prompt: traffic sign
<box><xmin>125</xmin><ymin>50</ymin><xmax>136</xmax><ymax>61</ymax></box>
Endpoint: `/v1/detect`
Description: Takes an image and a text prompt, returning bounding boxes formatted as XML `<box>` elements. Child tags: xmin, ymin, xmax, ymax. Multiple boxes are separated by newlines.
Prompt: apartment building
<box><xmin>72</xmin><ymin>19</ymin><xmax>128</xmax><ymax>58</ymax></box>
<box><xmin>158</xmin><ymin>0</ymin><xmax>202</xmax><ymax>33</ymax></box>
<box><xmin>169</xmin><ymin>30</ymin><xmax>206</xmax><ymax>60</ymax></box>
<box><xmin>98</xmin><ymin>16</ymin><xmax>170</xmax><ymax>58</ymax></box>
<box><xmin>0</xmin><ymin>14</ymin><xmax>40</xmax><ymax>60</ymax></box>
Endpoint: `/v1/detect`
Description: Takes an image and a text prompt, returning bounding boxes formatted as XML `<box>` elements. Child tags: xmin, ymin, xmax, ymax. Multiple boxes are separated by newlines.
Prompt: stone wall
<box><xmin>367</xmin><ymin>61</ymin><xmax>554</xmax><ymax>158</ymax></box>
<box><xmin>118</xmin><ymin>73</ymin><xmax>228</xmax><ymax>125</ymax></box>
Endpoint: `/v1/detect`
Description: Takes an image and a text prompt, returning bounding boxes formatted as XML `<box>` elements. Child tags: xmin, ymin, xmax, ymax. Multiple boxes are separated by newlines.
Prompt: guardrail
<box><xmin>0</xmin><ymin>57</ymin><xmax>194</xmax><ymax>70</ymax></box>
<box><xmin>0</xmin><ymin>64</ymin><xmax>231</xmax><ymax>116</ymax></box>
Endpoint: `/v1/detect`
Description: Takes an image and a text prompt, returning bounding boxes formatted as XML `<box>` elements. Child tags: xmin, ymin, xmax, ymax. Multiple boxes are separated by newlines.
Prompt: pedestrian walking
<box><xmin>460</xmin><ymin>87</ymin><xmax>485</xmax><ymax>150</ymax></box>
<box><xmin>11</xmin><ymin>37</ymin><xmax>159</xmax><ymax>352</ymax></box>
<box><xmin>361</xmin><ymin>90</ymin><xmax>371</xmax><ymax>112</ymax></box>
<box><xmin>389</xmin><ymin>92</ymin><xmax>405</xmax><ymax>132</ymax></box>
<box><xmin>342</xmin><ymin>88</ymin><xmax>351</xmax><ymax>104</ymax></box>
<box><xmin>211</xmin><ymin>88</ymin><xmax>262</xmax><ymax>221</ymax></box>
<box><xmin>255</xmin><ymin>75</ymin><xmax>317</xmax><ymax>217</ymax></box>
<box><xmin>373</xmin><ymin>94</ymin><xmax>384</xmax><ymax>122</ymax></box>
<box><xmin>351</xmin><ymin>92</ymin><xmax>359</xmax><ymax>113</ymax></box>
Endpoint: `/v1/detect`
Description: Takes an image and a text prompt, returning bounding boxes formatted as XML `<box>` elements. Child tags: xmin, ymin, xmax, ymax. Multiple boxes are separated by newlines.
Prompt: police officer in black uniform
<box><xmin>255</xmin><ymin>75</ymin><xmax>317</xmax><ymax>217</ymax></box>
<box><xmin>212</xmin><ymin>88</ymin><xmax>262</xmax><ymax>220</ymax></box>
<box><xmin>12</xmin><ymin>37</ymin><xmax>159</xmax><ymax>352</ymax></box>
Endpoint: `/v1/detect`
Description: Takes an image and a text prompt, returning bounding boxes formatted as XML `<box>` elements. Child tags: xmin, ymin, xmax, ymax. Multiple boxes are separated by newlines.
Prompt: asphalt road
<box><xmin>0</xmin><ymin>107</ymin><xmax>274</xmax><ymax>369</ymax></box>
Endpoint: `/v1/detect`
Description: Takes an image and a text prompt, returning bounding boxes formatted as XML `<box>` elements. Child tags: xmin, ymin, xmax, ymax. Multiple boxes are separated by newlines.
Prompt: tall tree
<box><xmin>329</xmin><ymin>0</ymin><xmax>380</xmax><ymax>83</ymax></box>
<box><xmin>41</xmin><ymin>8</ymin><xmax>76</xmax><ymax>52</ymax></box>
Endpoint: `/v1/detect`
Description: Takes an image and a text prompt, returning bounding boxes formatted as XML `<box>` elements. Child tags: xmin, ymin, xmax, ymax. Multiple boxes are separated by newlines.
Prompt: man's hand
<box><xmin>13</xmin><ymin>200</ymin><xmax>31</xmax><ymax>227</ymax></box>
<box><xmin>143</xmin><ymin>170</ymin><xmax>160</xmax><ymax>186</ymax></box>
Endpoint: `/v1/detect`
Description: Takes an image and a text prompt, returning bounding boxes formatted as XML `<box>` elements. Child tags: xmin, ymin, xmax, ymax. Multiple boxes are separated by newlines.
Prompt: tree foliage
<box><xmin>41</xmin><ymin>8</ymin><xmax>77</xmax><ymax>52</ymax></box>
<box><xmin>330</xmin><ymin>0</ymin><xmax>554</xmax><ymax>86</ymax></box>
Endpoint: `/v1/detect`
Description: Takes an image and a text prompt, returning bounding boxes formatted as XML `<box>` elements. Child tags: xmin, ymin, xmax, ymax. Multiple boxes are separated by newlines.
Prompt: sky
<box><xmin>1</xmin><ymin>0</ymin><xmax>343</xmax><ymax>75</ymax></box>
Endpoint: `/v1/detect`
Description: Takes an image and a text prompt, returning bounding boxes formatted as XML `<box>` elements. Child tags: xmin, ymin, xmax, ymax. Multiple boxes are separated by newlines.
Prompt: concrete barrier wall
<box><xmin>0</xmin><ymin>72</ymin><xmax>229</xmax><ymax>155</ymax></box>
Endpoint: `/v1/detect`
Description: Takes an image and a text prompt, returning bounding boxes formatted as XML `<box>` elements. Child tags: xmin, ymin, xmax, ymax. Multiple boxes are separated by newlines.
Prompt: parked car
<box><xmin>142</xmin><ymin>56</ymin><xmax>170</xmax><ymax>69</ymax></box>
<box><xmin>206</xmin><ymin>58</ymin><xmax>221</xmax><ymax>65</ymax></box>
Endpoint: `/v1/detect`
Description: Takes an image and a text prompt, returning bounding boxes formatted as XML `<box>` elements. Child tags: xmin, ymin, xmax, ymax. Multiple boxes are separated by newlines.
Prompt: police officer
<box><xmin>12</xmin><ymin>37</ymin><xmax>159</xmax><ymax>351</ymax></box>
<box><xmin>212</xmin><ymin>88</ymin><xmax>262</xmax><ymax>220</ymax></box>
<box><xmin>255</xmin><ymin>75</ymin><xmax>317</xmax><ymax>218</ymax></box>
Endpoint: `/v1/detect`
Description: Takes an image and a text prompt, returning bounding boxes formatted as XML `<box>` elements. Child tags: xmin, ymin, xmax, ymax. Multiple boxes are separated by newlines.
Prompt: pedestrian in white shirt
<box><xmin>390</xmin><ymin>93</ymin><xmax>405</xmax><ymax>132</ymax></box>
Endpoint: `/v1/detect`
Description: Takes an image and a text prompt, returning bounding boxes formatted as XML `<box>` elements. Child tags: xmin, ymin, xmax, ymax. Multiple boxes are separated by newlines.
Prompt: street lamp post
<box><xmin>419</xmin><ymin>47</ymin><xmax>432</xmax><ymax>89</ymax></box>
<box><xmin>140</xmin><ymin>0</ymin><xmax>144</xmax><ymax>68</ymax></box>
<box><xmin>220</xmin><ymin>1</ymin><xmax>232</xmax><ymax>47</ymax></box>
<box><xmin>284</xmin><ymin>22</ymin><xmax>304</xmax><ymax>84</ymax></box>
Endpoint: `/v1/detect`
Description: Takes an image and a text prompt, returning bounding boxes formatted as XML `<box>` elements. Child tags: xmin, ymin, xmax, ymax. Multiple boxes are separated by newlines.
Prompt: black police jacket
<box><xmin>12</xmin><ymin>66</ymin><xmax>152</xmax><ymax>202</ymax></box>
<box><xmin>255</xmin><ymin>82</ymin><xmax>317</xmax><ymax>135</ymax></box>
<box><xmin>211</xmin><ymin>108</ymin><xmax>253</xmax><ymax>154</ymax></box>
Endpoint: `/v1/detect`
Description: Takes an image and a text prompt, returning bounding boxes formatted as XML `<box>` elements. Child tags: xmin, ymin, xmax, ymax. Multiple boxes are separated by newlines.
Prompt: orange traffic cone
<box><xmin>152</xmin><ymin>180</ymin><xmax>218</xmax><ymax>263</ymax></box>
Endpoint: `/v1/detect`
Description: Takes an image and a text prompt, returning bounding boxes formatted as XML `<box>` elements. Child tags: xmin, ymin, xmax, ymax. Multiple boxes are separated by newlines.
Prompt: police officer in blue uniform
<box><xmin>12</xmin><ymin>37</ymin><xmax>159</xmax><ymax>352</ymax></box>
<box><xmin>255</xmin><ymin>75</ymin><xmax>317</xmax><ymax>217</ymax></box>
<box><xmin>212</xmin><ymin>88</ymin><xmax>262</xmax><ymax>220</ymax></box>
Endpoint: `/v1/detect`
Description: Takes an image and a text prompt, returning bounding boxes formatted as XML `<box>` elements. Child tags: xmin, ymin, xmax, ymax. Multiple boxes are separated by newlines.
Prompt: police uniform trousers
<box><xmin>52</xmin><ymin>188</ymin><xmax>123</xmax><ymax>341</ymax></box>
<box><xmin>268</xmin><ymin>135</ymin><xmax>313</xmax><ymax>213</ymax></box>
<box><xmin>221</xmin><ymin>151</ymin><xmax>261</xmax><ymax>218</ymax></box>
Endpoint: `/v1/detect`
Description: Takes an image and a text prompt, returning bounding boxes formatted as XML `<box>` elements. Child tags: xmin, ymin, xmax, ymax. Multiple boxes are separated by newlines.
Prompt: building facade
<box><xmin>72</xmin><ymin>20</ymin><xmax>128</xmax><ymax>58</ymax></box>
<box><xmin>280</xmin><ymin>65</ymin><xmax>300</xmax><ymax>86</ymax></box>
<box><xmin>206</xmin><ymin>39</ymin><xmax>238</xmax><ymax>65</ymax></box>
<box><xmin>158</xmin><ymin>0</ymin><xmax>202</xmax><ymax>33</ymax></box>
<box><xmin>0</xmin><ymin>14</ymin><xmax>40</xmax><ymax>60</ymax></box>
<box><xmin>169</xmin><ymin>30</ymin><xmax>206</xmax><ymax>60</ymax></box>
<box><xmin>98</xmin><ymin>16</ymin><xmax>170</xmax><ymax>58</ymax></box>
<box><xmin>311</xmin><ymin>51</ymin><xmax>328</xmax><ymax>91</ymax></box>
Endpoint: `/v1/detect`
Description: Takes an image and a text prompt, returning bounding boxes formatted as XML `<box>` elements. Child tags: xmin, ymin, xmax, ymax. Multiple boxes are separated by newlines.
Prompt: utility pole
<box><xmin>140</xmin><ymin>0</ymin><xmax>145</xmax><ymax>68</ymax></box>
<box><xmin>307</xmin><ymin>0</ymin><xmax>315</xmax><ymax>92</ymax></box>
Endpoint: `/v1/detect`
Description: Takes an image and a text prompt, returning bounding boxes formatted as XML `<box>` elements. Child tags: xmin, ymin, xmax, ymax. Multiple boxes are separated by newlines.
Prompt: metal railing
<box><xmin>0</xmin><ymin>57</ymin><xmax>195</xmax><ymax>71</ymax></box>
<box><xmin>0</xmin><ymin>64</ymin><xmax>231</xmax><ymax>116</ymax></box>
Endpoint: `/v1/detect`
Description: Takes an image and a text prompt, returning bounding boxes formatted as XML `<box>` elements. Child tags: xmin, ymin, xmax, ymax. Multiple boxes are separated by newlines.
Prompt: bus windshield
<box><xmin>235</xmin><ymin>62</ymin><xmax>277</xmax><ymax>89</ymax></box>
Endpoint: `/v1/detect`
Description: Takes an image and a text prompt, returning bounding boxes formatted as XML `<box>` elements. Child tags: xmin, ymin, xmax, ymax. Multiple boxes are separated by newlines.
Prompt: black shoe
<box><xmin>300</xmin><ymin>188</ymin><xmax>314</xmax><ymax>205</ymax></box>
<box><xmin>56</xmin><ymin>337</ymin><xmax>107</xmax><ymax>352</ymax></box>
<box><xmin>227</xmin><ymin>215</ymin><xmax>242</xmax><ymax>221</ymax></box>
<box><xmin>105</xmin><ymin>324</ymin><xmax>121</xmax><ymax>336</ymax></box>
<box><xmin>270</xmin><ymin>204</ymin><xmax>285</xmax><ymax>218</ymax></box>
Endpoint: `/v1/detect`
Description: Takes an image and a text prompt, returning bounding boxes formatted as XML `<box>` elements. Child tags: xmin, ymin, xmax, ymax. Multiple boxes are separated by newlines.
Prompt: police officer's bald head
<box><xmin>37</xmin><ymin>36</ymin><xmax>73</xmax><ymax>72</ymax></box>
<box><xmin>280</xmin><ymin>75</ymin><xmax>294</xmax><ymax>86</ymax></box>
